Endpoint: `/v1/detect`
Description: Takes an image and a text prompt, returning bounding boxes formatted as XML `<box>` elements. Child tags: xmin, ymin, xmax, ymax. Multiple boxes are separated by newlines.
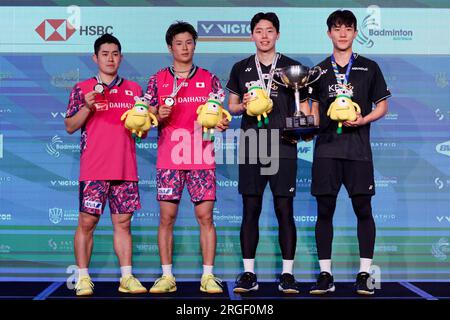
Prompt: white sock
<box><xmin>319</xmin><ymin>259</ymin><xmax>332</xmax><ymax>275</ymax></box>
<box><xmin>120</xmin><ymin>266</ymin><xmax>132</xmax><ymax>278</ymax></box>
<box><xmin>78</xmin><ymin>268</ymin><xmax>89</xmax><ymax>278</ymax></box>
<box><xmin>202</xmin><ymin>265</ymin><xmax>214</xmax><ymax>276</ymax></box>
<box><xmin>162</xmin><ymin>264</ymin><xmax>173</xmax><ymax>276</ymax></box>
<box><xmin>282</xmin><ymin>259</ymin><xmax>294</xmax><ymax>275</ymax></box>
<box><xmin>243</xmin><ymin>259</ymin><xmax>255</xmax><ymax>274</ymax></box>
<box><xmin>359</xmin><ymin>258</ymin><xmax>372</xmax><ymax>273</ymax></box>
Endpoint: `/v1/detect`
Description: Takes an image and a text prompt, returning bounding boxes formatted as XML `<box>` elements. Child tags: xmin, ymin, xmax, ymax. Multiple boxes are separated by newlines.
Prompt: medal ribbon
<box><xmin>255</xmin><ymin>53</ymin><xmax>279</xmax><ymax>98</ymax></box>
<box><xmin>330</xmin><ymin>53</ymin><xmax>355</xmax><ymax>89</ymax></box>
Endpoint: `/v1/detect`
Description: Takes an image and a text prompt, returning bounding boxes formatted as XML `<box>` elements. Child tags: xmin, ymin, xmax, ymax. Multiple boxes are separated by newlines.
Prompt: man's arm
<box><xmin>64</xmin><ymin>91</ymin><xmax>97</xmax><ymax>134</ymax></box>
<box><xmin>344</xmin><ymin>99</ymin><xmax>388</xmax><ymax>127</ymax></box>
<box><xmin>228</xmin><ymin>92</ymin><xmax>250</xmax><ymax>115</ymax></box>
<box><xmin>311</xmin><ymin>101</ymin><xmax>320</xmax><ymax>126</ymax></box>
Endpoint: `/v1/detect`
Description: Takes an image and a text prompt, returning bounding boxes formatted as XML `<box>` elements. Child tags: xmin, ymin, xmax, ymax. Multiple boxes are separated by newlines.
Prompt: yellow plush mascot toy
<box><xmin>121</xmin><ymin>96</ymin><xmax>158</xmax><ymax>143</ymax></box>
<box><xmin>327</xmin><ymin>87</ymin><xmax>361</xmax><ymax>134</ymax></box>
<box><xmin>245</xmin><ymin>80</ymin><xmax>273</xmax><ymax>128</ymax></box>
<box><xmin>196</xmin><ymin>91</ymin><xmax>232</xmax><ymax>141</ymax></box>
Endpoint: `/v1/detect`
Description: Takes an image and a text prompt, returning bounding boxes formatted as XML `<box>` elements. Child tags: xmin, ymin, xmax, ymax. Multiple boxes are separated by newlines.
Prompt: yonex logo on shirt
<box><xmin>245</xmin><ymin>68</ymin><xmax>252</xmax><ymax>72</ymax></box>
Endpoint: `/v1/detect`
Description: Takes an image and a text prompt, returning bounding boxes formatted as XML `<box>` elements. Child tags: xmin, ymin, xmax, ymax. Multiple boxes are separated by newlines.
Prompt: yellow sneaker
<box><xmin>149</xmin><ymin>275</ymin><xmax>177</xmax><ymax>293</ymax></box>
<box><xmin>75</xmin><ymin>276</ymin><xmax>94</xmax><ymax>296</ymax></box>
<box><xmin>200</xmin><ymin>274</ymin><xmax>223</xmax><ymax>294</ymax></box>
<box><xmin>118</xmin><ymin>274</ymin><xmax>147</xmax><ymax>294</ymax></box>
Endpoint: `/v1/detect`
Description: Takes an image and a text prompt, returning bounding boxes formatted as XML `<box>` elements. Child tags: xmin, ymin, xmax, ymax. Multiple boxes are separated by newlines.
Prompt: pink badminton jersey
<box><xmin>146</xmin><ymin>66</ymin><xmax>223</xmax><ymax>170</ymax></box>
<box><xmin>66</xmin><ymin>76</ymin><xmax>142</xmax><ymax>181</ymax></box>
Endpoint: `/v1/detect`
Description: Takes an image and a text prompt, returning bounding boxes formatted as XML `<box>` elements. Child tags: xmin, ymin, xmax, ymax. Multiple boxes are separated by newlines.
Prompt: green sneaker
<box><xmin>149</xmin><ymin>275</ymin><xmax>177</xmax><ymax>293</ymax></box>
<box><xmin>118</xmin><ymin>274</ymin><xmax>147</xmax><ymax>294</ymax></box>
<box><xmin>75</xmin><ymin>276</ymin><xmax>94</xmax><ymax>296</ymax></box>
<box><xmin>200</xmin><ymin>274</ymin><xmax>223</xmax><ymax>294</ymax></box>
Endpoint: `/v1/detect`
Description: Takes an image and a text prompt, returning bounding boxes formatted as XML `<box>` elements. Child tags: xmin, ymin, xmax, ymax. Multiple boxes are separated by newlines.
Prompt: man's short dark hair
<box><xmin>94</xmin><ymin>33</ymin><xmax>121</xmax><ymax>55</ymax></box>
<box><xmin>165</xmin><ymin>21</ymin><xmax>198</xmax><ymax>46</ymax></box>
<box><xmin>327</xmin><ymin>10</ymin><xmax>357</xmax><ymax>31</ymax></box>
<box><xmin>250</xmin><ymin>12</ymin><xmax>280</xmax><ymax>33</ymax></box>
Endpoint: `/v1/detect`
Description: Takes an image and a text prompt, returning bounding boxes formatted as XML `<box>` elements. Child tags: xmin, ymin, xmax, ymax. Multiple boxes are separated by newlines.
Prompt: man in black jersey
<box><xmin>308</xmin><ymin>10</ymin><xmax>391</xmax><ymax>295</ymax></box>
<box><xmin>226</xmin><ymin>12</ymin><xmax>310</xmax><ymax>294</ymax></box>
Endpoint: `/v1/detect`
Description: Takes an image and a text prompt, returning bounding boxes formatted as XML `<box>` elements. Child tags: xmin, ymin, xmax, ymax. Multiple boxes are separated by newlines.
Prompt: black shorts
<box><xmin>238</xmin><ymin>158</ymin><xmax>297</xmax><ymax>197</ymax></box>
<box><xmin>311</xmin><ymin>158</ymin><xmax>375</xmax><ymax>197</ymax></box>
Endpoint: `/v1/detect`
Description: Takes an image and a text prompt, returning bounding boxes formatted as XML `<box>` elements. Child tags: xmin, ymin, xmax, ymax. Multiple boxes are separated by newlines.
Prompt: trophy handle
<box><xmin>306</xmin><ymin>66</ymin><xmax>322</xmax><ymax>86</ymax></box>
<box><xmin>271</xmin><ymin>68</ymin><xmax>288</xmax><ymax>88</ymax></box>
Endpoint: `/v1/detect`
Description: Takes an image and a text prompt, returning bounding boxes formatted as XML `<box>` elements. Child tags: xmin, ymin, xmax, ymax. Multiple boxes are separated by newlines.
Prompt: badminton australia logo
<box><xmin>46</xmin><ymin>135</ymin><xmax>80</xmax><ymax>158</ymax></box>
<box><xmin>431</xmin><ymin>238</ymin><xmax>449</xmax><ymax>261</ymax></box>
<box><xmin>46</xmin><ymin>135</ymin><xmax>63</xmax><ymax>157</ymax></box>
<box><xmin>198</xmin><ymin>21</ymin><xmax>251</xmax><ymax>41</ymax></box>
<box><xmin>356</xmin><ymin>6</ymin><xmax>413</xmax><ymax>48</ymax></box>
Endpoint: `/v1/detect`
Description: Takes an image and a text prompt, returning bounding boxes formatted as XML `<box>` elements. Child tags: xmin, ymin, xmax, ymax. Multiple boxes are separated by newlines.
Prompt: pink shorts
<box><xmin>156</xmin><ymin>169</ymin><xmax>216</xmax><ymax>203</ymax></box>
<box><xmin>79</xmin><ymin>180</ymin><xmax>140</xmax><ymax>215</ymax></box>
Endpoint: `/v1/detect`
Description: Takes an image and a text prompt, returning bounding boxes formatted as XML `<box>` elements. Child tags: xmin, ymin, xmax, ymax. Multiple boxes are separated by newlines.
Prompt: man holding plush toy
<box><xmin>145</xmin><ymin>21</ymin><xmax>230</xmax><ymax>294</ymax></box>
<box><xmin>308</xmin><ymin>9</ymin><xmax>391</xmax><ymax>295</ymax></box>
<box><xmin>64</xmin><ymin>34</ymin><xmax>147</xmax><ymax>296</ymax></box>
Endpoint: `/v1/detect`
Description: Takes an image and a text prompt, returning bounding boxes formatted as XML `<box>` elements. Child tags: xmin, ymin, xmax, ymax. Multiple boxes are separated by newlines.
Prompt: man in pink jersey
<box><xmin>64</xmin><ymin>34</ymin><xmax>147</xmax><ymax>296</ymax></box>
<box><xmin>146</xmin><ymin>21</ymin><xmax>229</xmax><ymax>294</ymax></box>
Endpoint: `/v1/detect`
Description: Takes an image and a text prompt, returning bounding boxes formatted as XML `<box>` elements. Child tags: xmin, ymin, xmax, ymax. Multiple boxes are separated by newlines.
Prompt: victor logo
<box><xmin>198</xmin><ymin>21</ymin><xmax>251</xmax><ymax>41</ymax></box>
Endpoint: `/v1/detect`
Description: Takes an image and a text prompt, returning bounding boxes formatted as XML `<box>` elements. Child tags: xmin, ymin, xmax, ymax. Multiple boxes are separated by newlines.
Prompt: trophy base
<box><xmin>282</xmin><ymin>115</ymin><xmax>319</xmax><ymax>143</ymax></box>
<box><xmin>286</xmin><ymin>115</ymin><xmax>316</xmax><ymax>128</ymax></box>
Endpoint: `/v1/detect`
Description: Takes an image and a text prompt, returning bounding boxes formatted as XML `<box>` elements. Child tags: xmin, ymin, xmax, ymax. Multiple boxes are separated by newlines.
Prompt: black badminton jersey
<box><xmin>226</xmin><ymin>54</ymin><xmax>307</xmax><ymax>160</ymax></box>
<box><xmin>309</xmin><ymin>54</ymin><xmax>391</xmax><ymax>161</ymax></box>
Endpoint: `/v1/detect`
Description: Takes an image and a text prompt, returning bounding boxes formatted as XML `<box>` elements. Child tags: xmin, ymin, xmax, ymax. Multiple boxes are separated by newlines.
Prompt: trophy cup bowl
<box><xmin>272</xmin><ymin>64</ymin><xmax>322</xmax><ymax>141</ymax></box>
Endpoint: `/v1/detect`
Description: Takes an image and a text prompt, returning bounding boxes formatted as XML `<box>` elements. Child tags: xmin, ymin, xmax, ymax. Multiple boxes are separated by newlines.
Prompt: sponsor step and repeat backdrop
<box><xmin>0</xmin><ymin>3</ymin><xmax>449</xmax><ymax>282</ymax></box>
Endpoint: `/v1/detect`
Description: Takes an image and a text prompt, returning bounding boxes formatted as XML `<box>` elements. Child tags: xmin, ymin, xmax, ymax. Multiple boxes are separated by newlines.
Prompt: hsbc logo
<box><xmin>35</xmin><ymin>19</ymin><xmax>77</xmax><ymax>41</ymax></box>
<box><xmin>35</xmin><ymin>19</ymin><xmax>113</xmax><ymax>42</ymax></box>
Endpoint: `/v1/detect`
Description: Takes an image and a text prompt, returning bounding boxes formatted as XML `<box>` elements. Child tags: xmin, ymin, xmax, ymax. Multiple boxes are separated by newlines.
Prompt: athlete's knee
<box><xmin>78</xmin><ymin>212</ymin><xmax>99</xmax><ymax>234</ymax></box>
<box><xmin>112</xmin><ymin>214</ymin><xmax>132</xmax><ymax>231</ymax></box>
<box><xmin>159</xmin><ymin>211</ymin><xmax>177</xmax><ymax>227</ymax></box>
<box><xmin>351</xmin><ymin>195</ymin><xmax>373</xmax><ymax>220</ymax></box>
<box><xmin>196</xmin><ymin>211</ymin><xmax>214</xmax><ymax>227</ymax></box>
<box><xmin>242</xmin><ymin>196</ymin><xmax>263</xmax><ymax>224</ymax></box>
<box><xmin>274</xmin><ymin>197</ymin><xmax>293</xmax><ymax>221</ymax></box>
<box><xmin>316</xmin><ymin>195</ymin><xmax>337</xmax><ymax>220</ymax></box>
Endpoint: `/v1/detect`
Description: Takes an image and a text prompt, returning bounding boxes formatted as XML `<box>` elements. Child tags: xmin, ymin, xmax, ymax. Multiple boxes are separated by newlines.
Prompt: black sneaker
<box><xmin>310</xmin><ymin>271</ymin><xmax>335</xmax><ymax>295</ymax></box>
<box><xmin>278</xmin><ymin>273</ymin><xmax>300</xmax><ymax>293</ymax></box>
<box><xmin>355</xmin><ymin>272</ymin><xmax>375</xmax><ymax>295</ymax></box>
<box><xmin>233</xmin><ymin>272</ymin><xmax>259</xmax><ymax>293</ymax></box>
